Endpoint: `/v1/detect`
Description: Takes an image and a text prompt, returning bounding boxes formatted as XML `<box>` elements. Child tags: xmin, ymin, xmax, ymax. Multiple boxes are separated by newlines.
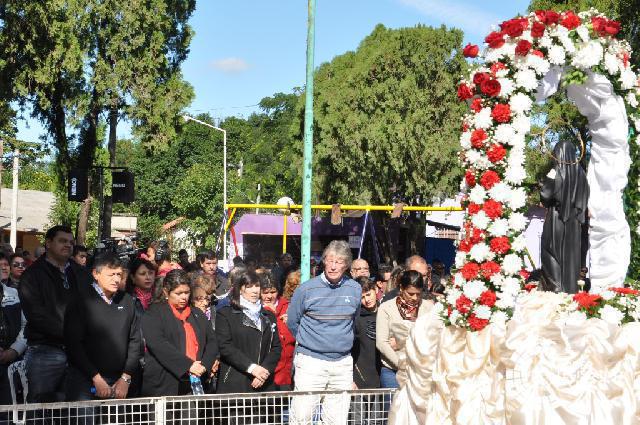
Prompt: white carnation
<box><xmin>474</xmin><ymin>107</ymin><xmax>493</xmax><ymax>129</ymax></box>
<box><xmin>488</xmin><ymin>218</ymin><xmax>509</xmax><ymax>237</ymax></box>
<box><xmin>510</xmin><ymin>93</ymin><xmax>533</xmax><ymax>115</ymax></box>
<box><xmin>539</xmin><ymin>35</ymin><xmax>553</xmax><ymax>49</ymax></box>
<box><xmin>471</xmin><ymin>211</ymin><xmax>490</xmax><ymax>231</ymax></box>
<box><xmin>460</xmin><ymin>131</ymin><xmax>472</xmax><ymax>150</ymax></box>
<box><xmin>508</xmin><ymin>132</ymin><xmax>526</xmax><ymax>149</ymax></box>
<box><xmin>505</xmin><ymin>163</ymin><xmax>527</xmax><ymax>184</ymax></box>
<box><xmin>508</xmin><ymin>212</ymin><xmax>528</xmax><ymax>231</ymax></box>
<box><xmin>455</xmin><ymin>251</ymin><xmax>467</xmax><ymax>268</ymax></box>
<box><xmin>488</xmin><ymin>182</ymin><xmax>511</xmax><ymax>202</ymax></box>
<box><xmin>604</xmin><ymin>52</ymin><xmax>619</xmax><ymax>75</ymax></box>
<box><xmin>449</xmin><ymin>309</ymin><xmax>461</xmax><ymax>324</ymax></box>
<box><xmin>511</xmin><ymin>115</ymin><xmax>531</xmax><ymax>134</ymax></box>
<box><xmin>494</xmin><ymin>124</ymin><xmax>516</xmax><ymax>144</ymax></box>
<box><xmin>600</xmin><ymin>304</ymin><xmax>624</xmax><ymax>326</ymax></box>
<box><xmin>498</xmin><ymin>78</ymin><xmax>515</xmax><ymax>98</ymax></box>
<box><xmin>558</xmin><ymin>34</ymin><xmax>576</xmax><ymax>54</ymax></box>
<box><xmin>496</xmin><ymin>293</ymin><xmax>516</xmax><ymax>309</ymax></box>
<box><xmin>490</xmin><ymin>310</ymin><xmax>509</xmax><ymax>325</ymax></box>
<box><xmin>469</xmin><ymin>185</ymin><xmax>487</xmax><ymax>204</ymax></box>
<box><xmin>463</xmin><ymin>280</ymin><xmax>487</xmax><ymax>301</ymax></box>
<box><xmin>527</xmin><ymin>55</ymin><xmax>550</xmax><ymax>75</ymax></box>
<box><xmin>501</xmin><ymin>277</ymin><xmax>521</xmax><ymax>295</ymax></box>
<box><xmin>515</xmin><ymin>69</ymin><xmax>539</xmax><ymax>92</ymax></box>
<box><xmin>490</xmin><ymin>273</ymin><xmax>504</xmax><ymax>286</ymax></box>
<box><xmin>474</xmin><ymin>305</ymin><xmax>492</xmax><ymax>320</ymax></box>
<box><xmin>571</xmin><ymin>41</ymin><xmax>604</xmax><ymax>69</ymax></box>
<box><xmin>502</xmin><ymin>254</ymin><xmax>523</xmax><ymax>275</ymax></box>
<box><xmin>454</xmin><ymin>273</ymin><xmax>465</xmax><ymax>287</ymax></box>
<box><xmin>446</xmin><ymin>287</ymin><xmax>462</xmax><ymax>305</ymax></box>
<box><xmin>548</xmin><ymin>45</ymin><xmax>566</xmax><ymax>65</ymax></box>
<box><xmin>576</xmin><ymin>25</ymin><xmax>589</xmax><ymax>42</ymax></box>
<box><xmin>470</xmin><ymin>241</ymin><xmax>492</xmax><ymax>262</ymax></box>
<box><xmin>511</xmin><ymin>235</ymin><xmax>526</xmax><ymax>252</ymax></box>
<box><xmin>507</xmin><ymin>187</ymin><xmax>527</xmax><ymax>210</ymax></box>
<box><xmin>627</xmin><ymin>92</ymin><xmax>639</xmax><ymax>108</ymax></box>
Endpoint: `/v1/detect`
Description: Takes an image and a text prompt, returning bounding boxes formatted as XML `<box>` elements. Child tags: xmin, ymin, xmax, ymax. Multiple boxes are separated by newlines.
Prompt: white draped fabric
<box><xmin>389</xmin><ymin>292</ymin><xmax>640</xmax><ymax>424</ymax></box>
<box><xmin>535</xmin><ymin>68</ymin><xmax>631</xmax><ymax>290</ymax></box>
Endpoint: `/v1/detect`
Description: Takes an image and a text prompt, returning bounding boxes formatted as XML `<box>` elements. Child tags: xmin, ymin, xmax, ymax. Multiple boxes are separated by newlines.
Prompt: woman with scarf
<box><xmin>376</xmin><ymin>270</ymin><xmax>431</xmax><ymax>389</ymax></box>
<box><xmin>126</xmin><ymin>258</ymin><xmax>157</xmax><ymax>314</ymax></box>
<box><xmin>141</xmin><ymin>269</ymin><xmax>218</xmax><ymax>396</ymax></box>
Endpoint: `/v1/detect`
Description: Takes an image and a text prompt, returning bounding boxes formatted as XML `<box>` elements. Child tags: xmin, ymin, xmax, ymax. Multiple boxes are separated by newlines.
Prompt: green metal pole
<box><xmin>301</xmin><ymin>0</ymin><xmax>316</xmax><ymax>283</ymax></box>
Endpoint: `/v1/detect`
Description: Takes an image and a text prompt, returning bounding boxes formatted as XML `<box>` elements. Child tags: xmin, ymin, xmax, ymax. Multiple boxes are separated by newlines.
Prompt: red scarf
<box><xmin>170</xmin><ymin>304</ymin><xmax>199</xmax><ymax>361</ymax></box>
<box><xmin>396</xmin><ymin>296</ymin><xmax>421</xmax><ymax>322</ymax></box>
<box><xmin>134</xmin><ymin>287</ymin><xmax>153</xmax><ymax>310</ymax></box>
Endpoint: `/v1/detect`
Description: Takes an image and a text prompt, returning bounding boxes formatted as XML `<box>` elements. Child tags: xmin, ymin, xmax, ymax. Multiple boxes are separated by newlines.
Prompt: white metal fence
<box><xmin>0</xmin><ymin>389</ymin><xmax>396</xmax><ymax>424</ymax></box>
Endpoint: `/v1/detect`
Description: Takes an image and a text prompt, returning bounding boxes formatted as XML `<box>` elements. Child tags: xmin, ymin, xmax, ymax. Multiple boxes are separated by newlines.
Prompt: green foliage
<box><xmin>305</xmin><ymin>24</ymin><xmax>468</xmax><ymax>204</ymax></box>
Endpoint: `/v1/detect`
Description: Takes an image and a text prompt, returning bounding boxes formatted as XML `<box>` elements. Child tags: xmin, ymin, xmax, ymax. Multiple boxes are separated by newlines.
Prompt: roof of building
<box><xmin>0</xmin><ymin>189</ymin><xmax>55</xmax><ymax>234</ymax></box>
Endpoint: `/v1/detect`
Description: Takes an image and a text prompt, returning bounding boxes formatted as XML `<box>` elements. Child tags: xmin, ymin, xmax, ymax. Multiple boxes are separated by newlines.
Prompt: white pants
<box><xmin>290</xmin><ymin>352</ymin><xmax>353</xmax><ymax>425</ymax></box>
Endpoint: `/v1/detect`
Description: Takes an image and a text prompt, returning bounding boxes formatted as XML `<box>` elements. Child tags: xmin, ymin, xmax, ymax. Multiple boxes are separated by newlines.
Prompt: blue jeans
<box><xmin>25</xmin><ymin>345</ymin><xmax>68</xmax><ymax>403</ymax></box>
<box><xmin>380</xmin><ymin>366</ymin><xmax>398</xmax><ymax>389</ymax></box>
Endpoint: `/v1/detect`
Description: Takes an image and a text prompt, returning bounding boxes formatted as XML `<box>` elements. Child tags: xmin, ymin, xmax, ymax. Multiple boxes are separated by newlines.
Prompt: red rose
<box><xmin>463</xmin><ymin>43</ymin><xmax>479</xmax><ymax>58</ymax></box>
<box><xmin>610</xmin><ymin>287</ymin><xmax>640</xmax><ymax>296</ymax></box>
<box><xmin>459</xmin><ymin>239</ymin><xmax>472</xmax><ymax>252</ymax></box>
<box><xmin>480</xmin><ymin>261</ymin><xmax>501</xmax><ymax>279</ymax></box>
<box><xmin>461</xmin><ymin>262</ymin><xmax>480</xmax><ymax>281</ymax></box>
<box><xmin>573</xmin><ymin>292</ymin><xmax>601</xmax><ymax>311</ymax></box>
<box><xmin>604</xmin><ymin>20</ymin><xmax>620</xmax><ymax>36</ymax></box>
<box><xmin>490</xmin><ymin>62</ymin><xmax>506</xmax><ymax>75</ymax></box>
<box><xmin>483</xmin><ymin>199</ymin><xmax>503</xmax><ymax>219</ymax></box>
<box><xmin>487</xmin><ymin>144</ymin><xmax>507</xmax><ymax>163</ymax></box>
<box><xmin>471</xmin><ymin>129</ymin><xmax>488</xmax><ymax>149</ymax></box>
<box><xmin>480</xmin><ymin>79</ymin><xmax>501</xmax><ymax>97</ymax></box>
<box><xmin>489</xmin><ymin>237</ymin><xmax>511</xmax><ymax>254</ymax></box>
<box><xmin>479</xmin><ymin>290</ymin><xmax>497</xmax><ymax>307</ymax></box>
<box><xmin>560</xmin><ymin>11</ymin><xmax>580</xmax><ymax>30</ymax></box>
<box><xmin>467</xmin><ymin>202</ymin><xmax>481</xmax><ymax>215</ymax></box>
<box><xmin>473</xmin><ymin>72</ymin><xmax>491</xmax><ymax>85</ymax></box>
<box><xmin>470</xmin><ymin>98</ymin><xmax>483</xmax><ymax>112</ymax></box>
<box><xmin>515</xmin><ymin>40</ymin><xmax>532</xmax><ymax>56</ymax></box>
<box><xmin>465</xmin><ymin>170</ymin><xmax>477</xmax><ymax>187</ymax></box>
<box><xmin>531</xmin><ymin>49</ymin><xmax>544</xmax><ymax>58</ymax></box>
<box><xmin>531</xmin><ymin>21</ymin><xmax>545</xmax><ymax>38</ymax></box>
<box><xmin>485</xmin><ymin>31</ymin><xmax>505</xmax><ymax>49</ymax></box>
<box><xmin>468</xmin><ymin>314</ymin><xmax>489</xmax><ymax>331</ymax></box>
<box><xmin>480</xmin><ymin>170</ymin><xmax>501</xmax><ymax>190</ymax></box>
<box><xmin>536</xmin><ymin>10</ymin><xmax>560</xmax><ymax>26</ymax></box>
<box><xmin>492</xmin><ymin>103</ymin><xmax>511</xmax><ymax>123</ymax></box>
<box><xmin>470</xmin><ymin>227</ymin><xmax>484</xmax><ymax>244</ymax></box>
<box><xmin>457</xmin><ymin>83</ymin><xmax>474</xmax><ymax>101</ymax></box>
<box><xmin>456</xmin><ymin>295</ymin><xmax>473</xmax><ymax>314</ymax></box>
<box><xmin>500</xmin><ymin>18</ymin><xmax>528</xmax><ymax>38</ymax></box>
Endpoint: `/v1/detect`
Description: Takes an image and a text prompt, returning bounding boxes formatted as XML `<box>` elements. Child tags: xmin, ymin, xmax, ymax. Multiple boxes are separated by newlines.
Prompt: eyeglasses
<box><xmin>193</xmin><ymin>296</ymin><xmax>210</xmax><ymax>303</ymax></box>
<box><xmin>11</xmin><ymin>262</ymin><xmax>25</xmax><ymax>268</ymax></box>
<box><xmin>352</xmin><ymin>267</ymin><xmax>369</xmax><ymax>272</ymax></box>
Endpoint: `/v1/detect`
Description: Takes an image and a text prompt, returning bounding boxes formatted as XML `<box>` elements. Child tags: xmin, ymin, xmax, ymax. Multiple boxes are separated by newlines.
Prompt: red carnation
<box><xmin>531</xmin><ymin>21</ymin><xmax>545</xmax><ymax>38</ymax></box>
<box><xmin>573</xmin><ymin>292</ymin><xmax>601</xmax><ymax>311</ymax></box>
<box><xmin>515</xmin><ymin>40</ymin><xmax>532</xmax><ymax>56</ymax></box>
<box><xmin>461</xmin><ymin>262</ymin><xmax>480</xmax><ymax>281</ymax></box>
<box><xmin>479</xmin><ymin>290</ymin><xmax>497</xmax><ymax>307</ymax></box>
<box><xmin>473</xmin><ymin>72</ymin><xmax>491</xmax><ymax>86</ymax></box>
<box><xmin>463</xmin><ymin>43</ymin><xmax>480</xmax><ymax>58</ymax></box>
<box><xmin>519</xmin><ymin>269</ymin><xmax>531</xmax><ymax>280</ymax></box>
<box><xmin>536</xmin><ymin>10</ymin><xmax>560</xmax><ymax>26</ymax></box>
<box><xmin>490</xmin><ymin>62</ymin><xmax>506</xmax><ymax>75</ymax></box>
<box><xmin>468</xmin><ymin>314</ymin><xmax>489</xmax><ymax>331</ymax></box>
<box><xmin>456</xmin><ymin>295</ymin><xmax>473</xmax><ymax>314</ymax></box>
<box><xmin>467</xmin><ymin>202</ymin><xmax>481</xmax><ymax>215</ymax></box>
<box><xmin>524</xmin><ymin>283</ymin><xmax>538</xmax><ymax>292</ymax></box>
<box><xmin>604</xmin><ymin>20</ymin><xmax>621</xmax><ymax>36</ymax></box>
<box><xmin>462</xmin><ymin>122</ymin><xmax>469</xmax><ymax>132</ymax></box>
<box><xmin>492</xmin><ymin>103</ymin><xmax>511</xmax><ymax>123</ymax></box>
<box><xmin>500</xmin><ymin>18</ymin><xmax>528</xmax><ymax>38</ymax></box>
<box><xmin>470</xmin><ymin>98</ymin><xmax>483</xmax><ymax>112</ymax></box>
<box><xmin>592</xmin><ymin>16</ymin><xmax>606</xmax><ymax>35</ymax></box>
<box><xmin>610</xmin><ymin>287</ymin><xmax>640</xmax><ymax>296</ymax></box>
<box><xmin>480</xmin><ymin>79</ymin><xmax>501</xmax><ymax>97</ymax></box>
<box><xmin>447</xmin><ymin>306</ymin><xmax>453</xmax><ymax>317</ymax></box>
<box><xmin>485</xmin><ymin>31</ymin><xmax>505</xmax><ymax>49</ymax></box>
<box><xmin>459</xmin><ymin>239</ymin><xmax>473</xmax><ymax>252</ymax></box>
<box><xmin>480</xmin><ymin>170</ymin><xmax>501</xmax><ymax>190</ymax></box>
<box><xmin>483</xmin><ymin>199</ymin><xmax>503</xmax><ymax>219</ymax></box>
<box><xmin>560</xmin><ymin>11</ymin><xmax>580</xmax><ymax>30</ymax></box>
<box><xmin>490</xmin><ymin>237</ymin><xmax>511</xmax><ymax>254</ymax></box>
<box><xmin>470</xmin><ymin>227</ymin><xmax>484</xmax><ymax>244</ymax></box>
<box><xmin>471</xmin><ymin>129</ymin><xmax>488</xmax><ymax>149</ymax></box>
<box><xmin>457</xmin><ymin>83</ymin><xmax>474</xmax><ymax>101</ymax></box>
<box><xmin>531</xmin><ymin>49</ymin><xmax>544</xmax><ymax>58</ymax></box>
<box><xmin>480</xmin><ymin>261</ymin><xmax>501</xmax><ymax>279</ymax></box>
<box><xmin>487</xmin><ymin>144</ymin><xmax>507</xmax><ymax>163</ymax></box>
<box><xmin>465</xmin><ymin>170</ymin><xmax>477</xmax><ymax>187</ymax></box>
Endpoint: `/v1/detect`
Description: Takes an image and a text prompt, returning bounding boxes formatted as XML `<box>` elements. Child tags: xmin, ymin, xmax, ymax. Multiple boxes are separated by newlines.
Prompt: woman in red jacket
<box><xmin>259</xmin><ymin>272</ymin><xmax>296</xmax><ymax>390</ymax></box>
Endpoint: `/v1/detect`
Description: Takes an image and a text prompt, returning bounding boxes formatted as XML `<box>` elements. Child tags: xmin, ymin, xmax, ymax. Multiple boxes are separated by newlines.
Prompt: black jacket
<box><xmin>64</xmin><ymin>289</ymin><xmax>141</xmax><ymax>380</ymax></box>
<box><xmin>215</xmin><ymin>305</ymin><xmax>281</xmax><ymax>394</ymax></box>
<box><xmin>352</xmin><ymin>307</ymin><xmax>381</xmax><ymax>389</ymax></box>
<box><xmin>141</xmin><ymin>303</ymin><xmax>218</xmax><ymax>396</ymax></box>
<box><xmin>18</xmin><ymin>256</ymin><xmax>92</xmax><ymax>347</ymax></box>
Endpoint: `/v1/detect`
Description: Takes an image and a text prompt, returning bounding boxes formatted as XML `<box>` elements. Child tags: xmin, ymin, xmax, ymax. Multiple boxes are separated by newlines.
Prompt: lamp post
<box><xmin>182</xmin><ymin>115</ymin><xmax>228</xmax><ymax>265</ymax></box>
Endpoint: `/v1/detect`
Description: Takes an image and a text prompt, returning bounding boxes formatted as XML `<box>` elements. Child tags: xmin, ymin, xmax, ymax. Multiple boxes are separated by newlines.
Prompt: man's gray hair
<box><xmin>405</xmin><ymin>255</ymin><xmax>427</xmax><ymax>269</ymax></box>
<box><xmin>322</xmin><ymin>240</ymin><xmax>353</xmax><ymax>268</ymax></box>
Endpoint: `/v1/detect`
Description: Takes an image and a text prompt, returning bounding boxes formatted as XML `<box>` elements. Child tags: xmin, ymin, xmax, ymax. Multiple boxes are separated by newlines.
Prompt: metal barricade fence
<box><xmin>0</xmin><ymin>389</ymin><xmax>396</xmax><ymax>424</ymax></box>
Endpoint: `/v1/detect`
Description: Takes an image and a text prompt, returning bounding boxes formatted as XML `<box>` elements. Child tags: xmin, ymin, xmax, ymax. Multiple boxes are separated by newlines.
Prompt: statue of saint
<box><xmin>539</xmin><ymin>140</ymin><xmax>589</xmax><ymax>294</ymax></box>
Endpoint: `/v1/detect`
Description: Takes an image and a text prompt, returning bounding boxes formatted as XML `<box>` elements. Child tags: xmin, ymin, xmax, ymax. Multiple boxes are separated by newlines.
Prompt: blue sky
<box><xmin>17</xmin><ymin>0</ymin><xmax>531</xmax><ymax>143</ymax></box>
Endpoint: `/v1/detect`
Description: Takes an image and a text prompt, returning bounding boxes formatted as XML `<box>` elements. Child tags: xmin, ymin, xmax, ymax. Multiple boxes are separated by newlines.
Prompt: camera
<box><xmin>95</xmin><ymin>236</ymin><xmax>139</xmax><ymax>266</ymax></box>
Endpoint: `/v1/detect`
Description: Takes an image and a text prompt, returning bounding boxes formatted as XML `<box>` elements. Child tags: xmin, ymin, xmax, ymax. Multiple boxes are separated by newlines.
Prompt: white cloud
<box><xmin>210</xmin><ymin>57</ymin><xmax>250</xmax><ymax>74</ymax></box>
<box><xmin>397</xmin><ymin>0</ymin><xmax>503</xmax><ymax>37</ymax></box>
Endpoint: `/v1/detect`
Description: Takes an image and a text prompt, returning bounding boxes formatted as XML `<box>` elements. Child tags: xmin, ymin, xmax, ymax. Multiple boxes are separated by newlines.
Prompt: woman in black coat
<box><xmin>216</xmin><ymin>270</ymin><xmax>281</xmax><ymax>394</ymax></box>
<box><xmin>141</xmin><ymin>269</ymin><xmax>218</xmax><ymax>397</ymax></box>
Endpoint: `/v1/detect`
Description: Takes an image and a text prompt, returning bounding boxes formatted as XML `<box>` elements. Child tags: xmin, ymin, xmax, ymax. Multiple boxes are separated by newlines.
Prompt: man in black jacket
<box><xmin>64</xmin><ymin>253</ymin><xmax>141</xmax><ymax>401</ymax></box>
<box><xmin>18</xmin><ymin>225</ymin><xmax>92</xmax><ymax>402</ymax></box>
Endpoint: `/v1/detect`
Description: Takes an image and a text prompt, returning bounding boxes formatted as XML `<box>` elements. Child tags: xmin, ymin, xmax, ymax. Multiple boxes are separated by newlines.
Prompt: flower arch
<box><xmin>440</xmin><ymin>9</ymin><xmax>640</xmax><ymax>331</ymax></box>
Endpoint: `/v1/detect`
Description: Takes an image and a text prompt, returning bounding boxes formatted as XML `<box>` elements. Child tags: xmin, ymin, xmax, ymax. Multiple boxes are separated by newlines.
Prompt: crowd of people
<box><xmin>0</xmin><ymin>225</ymin><xmax>451</xmax><ymax>423</ymax></box>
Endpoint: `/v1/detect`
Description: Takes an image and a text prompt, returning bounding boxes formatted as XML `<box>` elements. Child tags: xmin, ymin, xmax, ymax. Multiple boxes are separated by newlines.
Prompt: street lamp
<box><xmin>182</xmin><ymin>115</ymin><xmax>228</xmax><ymax>266</ymax></box>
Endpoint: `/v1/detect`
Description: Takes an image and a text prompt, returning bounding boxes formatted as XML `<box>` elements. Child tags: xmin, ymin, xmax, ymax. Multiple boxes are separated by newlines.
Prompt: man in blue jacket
<box><xmin>288</xmin><ymin>240</ymin><xmax>362</xmax><ymax>425</ymax></box>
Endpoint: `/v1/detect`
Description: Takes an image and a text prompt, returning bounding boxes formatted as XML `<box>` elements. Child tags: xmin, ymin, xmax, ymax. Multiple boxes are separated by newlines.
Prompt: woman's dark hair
<box><xmin>153</xmin><ymin>269</ymin><xmax>190</xmax><ymax>303</ymax></box>
<box><xmin>358</xmin><ymin>277</ymin><xmax>377</xmax><ymax>294</ymax></box>
<box><xmin>398</xmin><ymin>270</ymin><xmax>424</xmax><ymax>290</ymax></box>
<box><xmin>126</xmin><ymin>257</ymin><xmax>157</xmax><ymax>293</ymax></box>
<box><xmin>229</xmin><ymin>270</ymin><xmax>261</xmax><ymax>310</ymax></box>
<box><xmin>431</xmin><ymin>282</ymin><xmax>446</xmax><ymax>295</ymax></box>
<box><xmin>259</xmin><ymin>272</ymin><xmax>277</xmax><ymax>292</ymax></box>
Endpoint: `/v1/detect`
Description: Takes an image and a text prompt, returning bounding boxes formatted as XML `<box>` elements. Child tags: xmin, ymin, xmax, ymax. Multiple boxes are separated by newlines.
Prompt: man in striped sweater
<box><xmin>288</xmin><ymin>240</ymin><xmax>362</xmax><ymax>425</ymax></box>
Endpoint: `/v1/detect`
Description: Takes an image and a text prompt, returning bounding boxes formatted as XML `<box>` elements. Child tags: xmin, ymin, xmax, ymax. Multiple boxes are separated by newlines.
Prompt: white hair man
<box><xmin>350</xmin><ymin>258</ymin><xmax>370</xmax><ymax>279</ymax></box>
<box><xmin>288</xmin><ymin>240</ymin><xmax>362</xmax><ymax>425</ymax></box>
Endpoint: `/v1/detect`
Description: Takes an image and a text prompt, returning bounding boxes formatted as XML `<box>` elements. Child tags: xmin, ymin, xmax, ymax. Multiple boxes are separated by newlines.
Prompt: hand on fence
<box><xmin>112</xmin><ymin>378</ymin><xmax>129</xmax><ymax>399</ymax></box>
<box><xmin>93</xmin><ymin>374</ymin><xmax>112</xmax><ymax>398</ymax></box>
<box><xmin>189</xmin><ymin>361</ymin><xmax>207</xmax><ymax>377</ymax></box>
<box><xmin>251</xmin><ymin>377</ymin><xmax>265</xmax><ymax>389</ymax></box>
<box><xmin>251</xmin><ymin>365</ymin><xmax>270</xmax><ymax>381</ymax></box>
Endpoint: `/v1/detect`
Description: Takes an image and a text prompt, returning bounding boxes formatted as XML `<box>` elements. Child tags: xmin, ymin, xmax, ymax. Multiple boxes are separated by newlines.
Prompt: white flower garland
<box><xmin>444</xmin><ymin>9</ymin><xmax>640</xmax><ymax>331</ymax></box>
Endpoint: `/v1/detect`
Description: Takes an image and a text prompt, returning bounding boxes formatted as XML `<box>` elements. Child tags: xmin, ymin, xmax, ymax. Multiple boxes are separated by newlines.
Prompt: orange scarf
<box><xmin>170</xmin><ymin>304</ymin><xmax>199</xmax><ymax>361</ymax></box>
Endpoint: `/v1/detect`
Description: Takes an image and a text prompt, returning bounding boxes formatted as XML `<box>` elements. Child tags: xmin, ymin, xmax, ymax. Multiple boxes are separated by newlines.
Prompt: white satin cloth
<box><xmin>389</xmin><ymin>292</ymin><xmax>640</xmax><ymax>424</ymax></box>
<box><xmin>535</xmin><ymin>68</ymin><xmax>631</xmax><ymax>290</ymax></box>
